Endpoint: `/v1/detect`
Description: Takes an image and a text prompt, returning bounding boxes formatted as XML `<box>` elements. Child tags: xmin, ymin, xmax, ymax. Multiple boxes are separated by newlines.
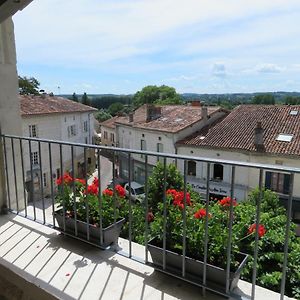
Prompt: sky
<box><xmin>13</xmin><ymin>0</ymin><xmax>300</xmax><ymax>95</ymax></box>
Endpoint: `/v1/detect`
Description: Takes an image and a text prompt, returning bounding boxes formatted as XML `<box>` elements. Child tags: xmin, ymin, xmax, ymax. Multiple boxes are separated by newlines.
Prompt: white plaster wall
<box><xmin>21</xmin><ymin>111</ymin><xmax>94</xmax><ymax>195</ymax></box>
<box><xmin>0</xmin><ymin>18</ymin><xmax>24</xmax><ymax>210</ymax></box>
<box><xmin>100</xmin><ymin>125</ymin><xmax>116</xmax><ymax>146</ymax></box>
<box><xmin>177</xmin><ymin>145</ymin><xmax>300</xmax><ymax>199</ymax></box>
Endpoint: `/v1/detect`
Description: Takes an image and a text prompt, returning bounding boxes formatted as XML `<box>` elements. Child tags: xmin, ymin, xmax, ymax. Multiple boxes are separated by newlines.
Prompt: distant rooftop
<box><xmin>115</xmin><ymin>104</ymin><xmax>224</xmax><ymax>133</ymax></box>
<box><xmin>100</xmin><ymin>115</ymin><xmax>123</xmax><ymax>129</ymax></box>
<box><xmin>20</xmin><ymin>94</ymin><xmax>97</xmax><ymax>116</ymax></box>
<box><xmin>177</xmin><ymin>105</ymin><xmax>300</xmax><ymax>157</ymax></box>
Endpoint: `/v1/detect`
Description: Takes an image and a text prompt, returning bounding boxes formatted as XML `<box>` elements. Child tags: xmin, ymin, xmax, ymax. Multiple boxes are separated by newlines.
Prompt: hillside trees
<box><xmin>81</xmin><ymin>92</ymin><xmax>91</xmax><ymax>105</ymax></box>
<box><xmin>133</xmin><ymin>85</ymin><xmax>182</xmax><ymax>107</ymax></box>
<box><xmin>252</xmin><ymin>94</ymin><xmax>275</xmax><ymax>104</ymax></box>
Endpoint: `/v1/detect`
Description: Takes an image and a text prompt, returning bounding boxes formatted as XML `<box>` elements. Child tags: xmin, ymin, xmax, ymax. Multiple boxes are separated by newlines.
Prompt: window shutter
<box><xmin>265</xmin><ymin>172</ymin><xmax>271</xmax><ymax>189</ymax></box>
<box><xmin>283</xmin><ymin>174</ymin><xmax>290</xmax><ymax>194</ymax></box>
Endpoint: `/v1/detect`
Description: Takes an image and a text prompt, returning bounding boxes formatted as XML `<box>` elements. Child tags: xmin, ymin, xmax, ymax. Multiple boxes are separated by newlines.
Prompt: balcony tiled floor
<box><xmin>0</xmin><ymin>214</ymin><xmax>294</xmax><ymax>300</ymax></box>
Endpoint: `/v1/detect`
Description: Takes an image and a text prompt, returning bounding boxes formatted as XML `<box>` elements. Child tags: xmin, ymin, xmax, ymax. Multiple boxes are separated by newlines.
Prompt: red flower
<box><xmin>56</xmin><ymin>173</ymin><xmax>73</xmax><ymax>185</ymax></box>
<box><xmin>147</xmin><ymin>212</ymin><xmax>154</xmax><ymax>223</ymax></box>
<box><xmin>218</xmin><ymin>197</ymin><xmax>237</xmax><ymax>207</ymax></box>
<box><xmin>166</xmin><ymin>189</ymin><xmax>177</xmax><ymax>198</ymax></box>
<box><xmin>103</xmin><ymin>189</ymin><xmax>113</xmax><ymax>197</ymax></box>
<box><xmin>248</xmin><ymin>223</ymin><xmax>266</xmax><ymax>238</ymax></box>
<box><xmin>93</xmin><ymin>177</ymin><xmax>99</xmax><ymax>186</ymax></box>
<box><xmin>115</xmin><ymin>185</ymin><xmax>126</xmax><ymax>198</ymax></box>
<box><xmin>75</xmin><ymin>178</ymin><xmax>86</xmax><ymax>185</ymax></box>
<box><xmin>173</xmin><ymin>191</ymin><xmax>191</xmax><ymax>209</ymax></box>
<box><xmin>194</xmin><ymin>208</ymin><xmax>211</xmax><ymax>219</ymax></box>
<box><xmin>86</xmin><ymin>183</ymin><xmax>98</xmax><ymax>195</ymax></box>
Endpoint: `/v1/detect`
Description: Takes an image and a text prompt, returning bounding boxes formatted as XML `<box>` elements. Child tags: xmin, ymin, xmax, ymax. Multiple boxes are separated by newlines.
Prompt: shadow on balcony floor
<box><xmin>0</xmin><ymin>214</ymin><xmax>294</xmax><ymax>300</ymax></box>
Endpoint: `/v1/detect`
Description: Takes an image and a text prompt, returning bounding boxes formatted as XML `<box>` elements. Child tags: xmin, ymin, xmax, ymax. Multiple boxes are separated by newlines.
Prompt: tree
<box><xmin>94</xmin><ymin>109</ymin><xmax>112</xmax><ymax>122</ymax></box>
<box><xmin>133</xmin><ymin>85</ymin><xmax>182</xmax><ymax>107</ymax></box>
<box><xmin>252</xmin><ymin>94</ymin><xmax>275</xmax><ymax>105</ymax></box>
<box><xmin>108</xmin><ymin>102</ymin><xmax>124</xmax><ymax>116</ymax></box>
<box><xmin>284</xmin><ymin>96</ymin><xmax>300</xmax><ymax>105</ymax></box>
<box><xmin>71</xmin><ymin>92</ymin><xmax>78</xmax><ymax>102</ymax></box>
<box><xmin>18</xmin><ymin>76</ymin><xmax>40</xmax><ymax>95</ymax></box>
<box><xmin>81</xmin><ymin>92</ymin><xmax>90</xmax><ymax>106</ymax></box>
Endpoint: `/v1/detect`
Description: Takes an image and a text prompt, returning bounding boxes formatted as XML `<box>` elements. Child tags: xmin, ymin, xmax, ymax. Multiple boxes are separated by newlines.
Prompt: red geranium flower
<box><xmin>218</xmin><ymin>196</ymin><xmax>237</xmax><ymax>207</ymax></box>
<box><xmin>194</xmin><ymin>208</ymin><xmax>211</xmax><ymax>219</ymax></box>
<box><xmin>103</xmin><ymin>189</ymin><xmax>113</xmax><ymax>197</ymax></box>
<box><xmin>248</xmin><ymin>223</ymin><xmax>266</xmax><ymax>238</ymax></box>
<box><xmin>86</xmin><ymin>183</ymin><xmax>98</xmax><ymax>195</ymax></box>
<box><xmin>172</xmin><ymin>191</ymin><xmax>191</xmax><ymax>209</ymax></box>
<box><xmin>147</xmin><ymin>212</ymin><xmax>154</xmax><ymax>223</ymax></box>
<box><xmin>115</xmin><ymin>185</ymin><xmax>126</xmax><ymax>198</ymax></box>
<box><xmin>166</xmin><ymin>189</ymin><xmax>177</xmax><ymax>199</ymax></box>
<box><xmin>75</xmin><ymin>178</ymin><xmax>86</xmax><ymax>185</ymax></box>
<box><xmin>93</xmin><ymin>177</ymin><xmax>99</xmax><ymax>186</ymax></box>
<box><xmin>56</xmin><ymin>173</ymin><xmax>73</xmax><ymax>185</ymax></box>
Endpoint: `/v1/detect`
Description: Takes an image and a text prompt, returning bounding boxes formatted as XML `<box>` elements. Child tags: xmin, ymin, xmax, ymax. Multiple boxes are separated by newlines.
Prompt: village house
<box><xmin>176</xmin><ymin>104</ymin><xmax>300</xmax><ymax>226</ymax></box>
<box><xmin>20</xmin><ymin>94</ymin><xmax>97</xmax><ymax>200</ymax></box>
<box><xmin>115</xmin><ymin>103</ymin><xmax>228</xmax><ymax>182</ymax></box>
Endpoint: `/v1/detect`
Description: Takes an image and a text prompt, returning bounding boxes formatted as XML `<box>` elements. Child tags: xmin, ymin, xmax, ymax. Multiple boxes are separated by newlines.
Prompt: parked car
<box><xmin>124</xmin><ymin>182</ymin><xmax>145</xmax><ymax>203</ymax></box>
<box><xmin>107</xmin><ymin>178</ymin><xmax>127</xmax><ymax>189</ymax></box>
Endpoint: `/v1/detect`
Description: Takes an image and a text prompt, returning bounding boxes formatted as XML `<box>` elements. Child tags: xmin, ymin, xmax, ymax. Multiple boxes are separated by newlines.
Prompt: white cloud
<box><xmin>255</xmin><ymin>63</ymin><xmax>283</xmax><ymax>73</ymax></box>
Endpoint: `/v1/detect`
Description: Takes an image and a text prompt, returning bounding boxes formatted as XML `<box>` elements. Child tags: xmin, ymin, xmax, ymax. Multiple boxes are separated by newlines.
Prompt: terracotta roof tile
<box><xmin>116</xmin><ymin>104</ymin><xmax>223</xmax><ymax>133</ymax></box>
<box><xmin>177</xmin><ymin>105</ymin><xmax>300</xmax><ymax>156</ymax></box>
<box><xmin>100</xmin><ymin>116</ymin><xmax>123</xmax><ymax>129</ymax></box>
<box><xmin>20</xmin><ymin>95</ymin><xmax>97</xmax><ymax>116</ymax></box>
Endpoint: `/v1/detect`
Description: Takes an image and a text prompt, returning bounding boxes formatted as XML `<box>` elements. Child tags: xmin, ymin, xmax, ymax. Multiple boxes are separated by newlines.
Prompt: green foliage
<box><xmin>18</xmin><ymin>76</ymin><xmax>40</xmax><ymax>95</ymax></box>
<box><xmin>108</xmin><ymin>102</ymin><xmax>124</xmax><ymax>116</ymax></box>
<box><xmin>240</xmin><ymin>189</ymin><xmax>300</xmax><ymax>299</ymax></box>
<box><xmin>94</xmin><ymin>109</ymin><xmax>112</xmax><ymax>122</ymax></box>
<box><xmin>81</xmin><ymin>92</ymin><xmax>91</xmax><ymax>106</ymax></box>
<box><xmin>252</xmin><ymin>94</ymin><xmax>275</xmax><ymax>104</ymax></box>
<box><xmin>91</xmin><ymin>95</ymin><xmax>132</xmax><ymax>110</ymax></box>
<box><xmin>285</xmin><ymin>96</ymin><xmax>300</xmax><ymax>105</ymax></box>
<box><xmin>133</xmin><ymin>85</ymin><xmax>182</xmax><ymax>107</ymax></box>
<box><xmin>147</xmin><ymin>162</ymin><xmax>184</xmax><ymax>211</ymax></box>
<box><xmin>71</xmin><ymin>92</ymin><xmax>78</xmax><ymax>102</ymax></box>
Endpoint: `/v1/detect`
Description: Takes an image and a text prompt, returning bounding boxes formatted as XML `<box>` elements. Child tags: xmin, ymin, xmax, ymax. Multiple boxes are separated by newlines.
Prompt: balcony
<box><xmin>0</xmin><ymin>133</ymin><xmax>299</xmax><ymax>300</ymax></box>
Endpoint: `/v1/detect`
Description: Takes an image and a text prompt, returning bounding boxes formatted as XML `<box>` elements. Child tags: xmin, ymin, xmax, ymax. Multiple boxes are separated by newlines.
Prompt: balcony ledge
<box><xmin>0</xmin><ymin>214</ymin><xmax>295</xmax><ymax>300</ymax></box>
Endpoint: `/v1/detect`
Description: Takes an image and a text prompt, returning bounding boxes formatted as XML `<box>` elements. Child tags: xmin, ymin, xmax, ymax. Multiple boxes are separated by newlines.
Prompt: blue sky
<box><xmin>13</xmin><ymin>0</ymin><xmax>300</xmax><ymax>95</ymax></box>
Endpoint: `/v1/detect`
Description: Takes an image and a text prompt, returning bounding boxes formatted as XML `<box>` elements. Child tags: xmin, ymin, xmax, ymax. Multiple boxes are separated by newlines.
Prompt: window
<box><xmin>141</xmin><ymin>139</ymin><xmax>146</xmax><ymax>159</ymax></box>
<box><xmin>110</xmin><ymin>133</ymin><xmax>115</xmax><ymax>142</ymax></box>
<box><xmin>187</xmin><ymin>161</ymin><xmax>196</xmax><ymax>176</ymax></box>
<box><xmin>83</xmin><ymin>120</ymin><xmax>88</xmax><ymax>132</ymax></box>
<box><xmin>43</xmin><ymin>173</ymin><xmax>47</xmax><ymax>187</ymax></box>
<box><xmin>85</xmin><ymin>137</ymin><xmax>88</xmax><ymax>144</ymax></box>
<box><xmin>56</xmin><ymin>168</ymin><xmax>60</xmax><ymax>180</ymax></box>
<box><xmin>157</xmin><ymin>143</ymin><xmax>163</xmax><ymax>163</ymax></box>
<box><xmin>67</xmin><ymin>125</ymin><xmax>77</xmax><ymax>137</ymax></box>
<box><xmin>31</xmin><ymin>151</ymin><xmax>39</xmax><ymax>165</ymax></box>
<box><xmin>276</xmin><ymin>134</ymin><xmax>293</xmax><ymax>142</ymax></box>
<box><xmin>104</xmin><ymin>131</ymin><xmax>108</xmax><ymax>139</ymax></box>
<box><xmin>213</xmin><ymin>164</ymin><xmax>223</xmax><ymax>181</ymax></box>
<box><xmin>29</xmin><ymin>125</ymin><xmax>38</xmax><ymax>137</ymax></box>
<box><xmin>88</xmin><ymin>157</ymin><xmax>92</xmax><ymax>164</ymax></box>
<box><xmin>265</xmin><ymin>172</ymin><xmax>290</xmax><ymax>194</ymax></box>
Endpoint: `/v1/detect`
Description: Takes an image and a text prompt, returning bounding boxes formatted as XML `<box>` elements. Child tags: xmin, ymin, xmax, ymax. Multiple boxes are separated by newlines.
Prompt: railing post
<box><xmin>0</xmin><ymin>128</ymin><xmax>8</xmax><ymax>213</ymax></box>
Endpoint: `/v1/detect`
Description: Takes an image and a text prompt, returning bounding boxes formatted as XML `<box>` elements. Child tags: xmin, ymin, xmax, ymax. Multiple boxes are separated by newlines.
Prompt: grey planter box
<box><xmin>54</xmin><ymin>209</ymin><xmax>125</xmax><ymax>248</ymax></box>
<box><xmin>147</xmin><ymin>237</ymin><xmax>248</xmax><ymax>293</ymax></box>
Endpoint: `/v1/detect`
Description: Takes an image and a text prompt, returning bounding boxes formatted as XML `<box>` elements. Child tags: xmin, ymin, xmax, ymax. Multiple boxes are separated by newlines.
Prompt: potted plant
<box><xmin>147</xmin><ymin>190</ymin><xmax>267</xmax><ymax>292</ymax></box>
<box><xmin>54</xmin><ymin>173</ymin><xmax>126</xmax><ymax>248</ymax></box>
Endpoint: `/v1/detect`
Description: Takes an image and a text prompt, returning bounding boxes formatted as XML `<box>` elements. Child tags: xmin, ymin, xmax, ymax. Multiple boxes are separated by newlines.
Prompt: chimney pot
<box><xmin>129</xmin><ymin>112</ymin><xmax>134</xmax><ymax>122</ymax></box>
<box><xmin>254</xmin><ymin>121</ymin><xmax>264</xmax><ymax>151</ymax></box>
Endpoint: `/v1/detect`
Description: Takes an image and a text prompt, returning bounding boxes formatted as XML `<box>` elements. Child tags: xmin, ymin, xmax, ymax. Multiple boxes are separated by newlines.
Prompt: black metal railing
<box><xmin>1</xmin><ymin>133</ymin><xmax>300</xmax><ymax>300</ymax></box>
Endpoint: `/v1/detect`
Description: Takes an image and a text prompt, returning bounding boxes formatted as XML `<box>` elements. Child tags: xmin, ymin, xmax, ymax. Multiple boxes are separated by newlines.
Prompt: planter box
<box><xmin>147</xmin><ymin>237</ymin><xmax>248</xmax><ymax>292</ymax></box>
<box><xmin>54</xmin><ymin>209</ymin><xmax>125</xmax><ymax>248</ymax></box>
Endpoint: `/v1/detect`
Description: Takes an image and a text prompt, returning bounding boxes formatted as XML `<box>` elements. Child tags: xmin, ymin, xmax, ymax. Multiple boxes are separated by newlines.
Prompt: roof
<box><xmin>115</xmin><ymin>104</ymin><xmax>223</xmax><ymax>133</ymax></box>
<box><xmin>100</xmin><ymin>116</ymin><xmax>123</xmax><ymax>129</ymax></box>
<box><xmin>177</xmin><ymin>105</ymin><xmax>300</xmax><ymax>157</ymax></box>
<box><xmin>20</xmin><ymin>94</ymin><xmax>97</xmax><ymax>116</ymax></box>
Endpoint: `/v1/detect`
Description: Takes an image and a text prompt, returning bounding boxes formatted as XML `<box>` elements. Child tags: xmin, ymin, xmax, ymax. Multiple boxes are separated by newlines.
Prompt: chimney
<box><xmin>254</xmin><ymin>122</ymin><xmax>264</xmax><ymax>151</ymax></box>
<box><xmin>201</xmin><ymin>107</ymin><xmax>208</xmax><ymax>120</ymax></box>
<box><xmin>129</xmin><ymin>112</ymin><xmax>134</xmax><ymax>122</ymax></box>
<box><xmin>191</xmin><ymin>100</ymin><xmax>201</xmax><ymax>107</ymax></box>
<box><xmin>146</xmin><ymin>104</ymin><xmax>162</xmax><ymax>122</ymax></box>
